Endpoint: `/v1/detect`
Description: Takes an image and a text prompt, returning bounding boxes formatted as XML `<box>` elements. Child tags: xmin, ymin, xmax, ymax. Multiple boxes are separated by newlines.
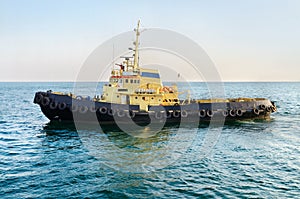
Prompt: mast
<box><xmin>133</xmin><ymin>20</ymin><xmax>140</xmax><ymax>70</ymax></box>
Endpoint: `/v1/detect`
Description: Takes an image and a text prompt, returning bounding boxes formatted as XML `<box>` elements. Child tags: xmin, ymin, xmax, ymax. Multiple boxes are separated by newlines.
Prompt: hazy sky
<box><xmin>0</xmin><ymin>0</ymin><xmax>299</xmax><ymax>81</ymax></box>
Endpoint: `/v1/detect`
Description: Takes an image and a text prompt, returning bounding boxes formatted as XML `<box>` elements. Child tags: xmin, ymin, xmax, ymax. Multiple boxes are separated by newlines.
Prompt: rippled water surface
<box><xmin>0</xmin><ymin>82</ymin><xmax>299</xmax><ymax>198</ymax></box>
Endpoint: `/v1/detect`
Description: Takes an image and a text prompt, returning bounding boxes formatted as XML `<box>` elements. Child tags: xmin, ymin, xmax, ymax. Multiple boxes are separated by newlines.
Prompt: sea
<box><xmin>0</xmin><ymin>82</ymin><xmax>299</xmax><ymax>198</ymax></box>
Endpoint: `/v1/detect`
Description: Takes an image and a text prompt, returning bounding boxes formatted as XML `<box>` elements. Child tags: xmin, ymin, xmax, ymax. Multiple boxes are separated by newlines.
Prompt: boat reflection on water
<box><xmin>42</xmin><ymin>121</ymin><xmax>201</xmax><ymax>172</ymax></box>
<box><xmin>42</xmin><ymin>119</ymin><xmax>272</xmax><ymax>173</ymax></box>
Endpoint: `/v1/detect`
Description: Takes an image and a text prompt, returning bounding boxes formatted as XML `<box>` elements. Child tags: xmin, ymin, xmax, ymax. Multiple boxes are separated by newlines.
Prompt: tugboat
<box><xmin>34</xmin><ymin>21</ymin><xmax>277</xmax><ymax>125</ymax></box>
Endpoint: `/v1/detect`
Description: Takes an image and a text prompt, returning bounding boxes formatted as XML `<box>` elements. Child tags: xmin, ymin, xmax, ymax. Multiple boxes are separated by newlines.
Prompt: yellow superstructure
<box><xmin>100</xmin><ymin>20</ymin><xmax>179</xmax><ymax>111</ymax></box>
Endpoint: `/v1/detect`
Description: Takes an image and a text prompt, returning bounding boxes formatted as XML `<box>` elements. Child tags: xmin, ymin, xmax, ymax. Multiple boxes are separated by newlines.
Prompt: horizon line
<box><xmin>0</xmin><ymin>80</ymin><xmax>299</xmax><ymax>83</ymax></box>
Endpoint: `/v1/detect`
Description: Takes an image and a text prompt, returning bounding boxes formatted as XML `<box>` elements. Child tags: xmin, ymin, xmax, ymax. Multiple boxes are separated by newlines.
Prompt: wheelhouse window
<box><xmin>111</xmin><ymin>78</ymin><xmax>118</xmax><ymax>83</ymax></box>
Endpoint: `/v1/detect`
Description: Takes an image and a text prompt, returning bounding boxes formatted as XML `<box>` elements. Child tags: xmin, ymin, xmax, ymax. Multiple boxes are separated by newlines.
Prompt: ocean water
<box><xmin>0</xmin><ymin>82</ymin><xmax>299</xmax><ymax>198</ymax></box>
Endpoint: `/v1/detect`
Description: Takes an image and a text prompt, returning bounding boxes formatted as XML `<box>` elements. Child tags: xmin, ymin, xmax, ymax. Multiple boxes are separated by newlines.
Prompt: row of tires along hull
<box><xmin>35</xmin><ymin>95</ymin><xmax>276</xmax><ymax>120</ymax></box>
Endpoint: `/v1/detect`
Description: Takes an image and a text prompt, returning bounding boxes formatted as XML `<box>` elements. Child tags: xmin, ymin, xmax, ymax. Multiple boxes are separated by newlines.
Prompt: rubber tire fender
<box><xmin>42</xmin><ymin>97</ymin><xmax>50</xmax><ymax>106</ymax></box>
<box><xmin>58</xmin><ymin>103</ymin><xmax>67</xmax><ymax>110</ymax></box>
<box><xmin>49</xmin><ymin>102</ymin><xmax>58</xmax><ymax>109</ymax></box>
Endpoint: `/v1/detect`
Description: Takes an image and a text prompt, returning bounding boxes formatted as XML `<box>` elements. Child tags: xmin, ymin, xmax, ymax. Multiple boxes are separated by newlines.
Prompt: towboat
<box><xmin>34</xmin><ymin>21</ymin><xmax>276</xmax><ymax>125</ymax></box>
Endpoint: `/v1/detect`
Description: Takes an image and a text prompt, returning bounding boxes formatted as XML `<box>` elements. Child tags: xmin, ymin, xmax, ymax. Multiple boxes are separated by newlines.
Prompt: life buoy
<box><xmin>222</xmin><ymin>110</ymin><xmax>229</xmax><ymax>117</ymax></box>
<box><xmin>155</xmin><ymin>111</ymin><xmax>164</xmax><ymax>120</ymax></box>
<box><xmin>42</xmin><ymin>97</ymin><xmax>50</xmax><ymax>106</ymax></box>
<box><xmin>71</xmin><ymin>104</ymin><xmax>78</xmax><ymax>112</ymax></box>
<box><xmin>253</xmin><ymin>108</ymin><xmax>260</xmax><ymax>115</ymax></box>
<box><xmin>36</xmin><ymin>94</ymin><xmax>43</xmax><ymax>103</ymax></box>
<box><xmin>58</xmin><ymin>103</ymin><xmax>67</xmax><ymax>110</ymax></box>
<box><xmin>49</xmin><ymin>102</ymin><xmax>58</xmax><ymax>109</ymax></box>
<box><xmin>162</xmin><ymin>87</ymin><xmax>169</xmax><ymax>93</ymax></box>
<box><xmin>207</xmin><ymin>110</ymin><xmax>214</xmax><ymax>117</ymax></box>
<box><xmin>259</xmin><ymin>104</ymin><xmax>266</xmax><ymax>110</ymax></box>
<box><xmin>229</xmin><ymin>109</ymin><xmax>236</xmax><ymax>117</ymax></box>
<box><xmin>89</xmin><ymin>106</ymin><xmax>97</xmax><ymax>112</ymax></box>
<box><xmin>127</xmin><ymin>110</ymin><xmax>135</xmax><ymax>118</ymax></box>
<box><xmin>181</xmin><ymin>110</ymin><xmax>188</xmax><ymax>118</ymax></box>
<box><xmin>117</xmin><ymin>110</ymin><xmax>125</xmax><ymax>117</ymax></box>
<box><xmin>236</xmin><ymin>109</ymin><xmax>243</xmax><ymax>116</ymax></box>
<box><xmin>199</xmin><ymin>109</ymin><xmax>206</xmax><ymax>118</ymax></box>
<box><xmin>79</xmin><ymin>106</ymin><xmax>88</xmax><ymax>114</ymax></box>
<box><xmin>100</xmin><ymin>107</ymin><xmax>108</xmax><ymax>114</ymax></box>
<box><xmin>173</xmin><ymin>111</ymin><xmax>180</xmax><ymax>118</ymax></box>
<box><xmin>266</xmin><ymin>106</ymin><xmax>271</xmax><ymax>112</ymax></box>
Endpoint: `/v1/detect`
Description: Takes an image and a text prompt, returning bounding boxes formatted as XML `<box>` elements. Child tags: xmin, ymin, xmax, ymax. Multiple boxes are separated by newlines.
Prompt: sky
<box><xmin>0</xmin><ymin>0</ymin><xmax>299</xmax><ymax>82</ymax></box>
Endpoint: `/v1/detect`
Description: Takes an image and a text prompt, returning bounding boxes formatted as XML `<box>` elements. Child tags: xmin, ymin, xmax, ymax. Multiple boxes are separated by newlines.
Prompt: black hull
<box><xmin>34</xmin><ymin>91</ymin><xmax>276</xmax><ymax>125</ymax></box>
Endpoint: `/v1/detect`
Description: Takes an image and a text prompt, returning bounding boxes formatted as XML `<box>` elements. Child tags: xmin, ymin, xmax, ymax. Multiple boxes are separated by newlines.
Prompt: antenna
<box><xmin>133</xmin><ymin>20</ymin><xmax>140</xmax><ymax>70</ymax></box>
